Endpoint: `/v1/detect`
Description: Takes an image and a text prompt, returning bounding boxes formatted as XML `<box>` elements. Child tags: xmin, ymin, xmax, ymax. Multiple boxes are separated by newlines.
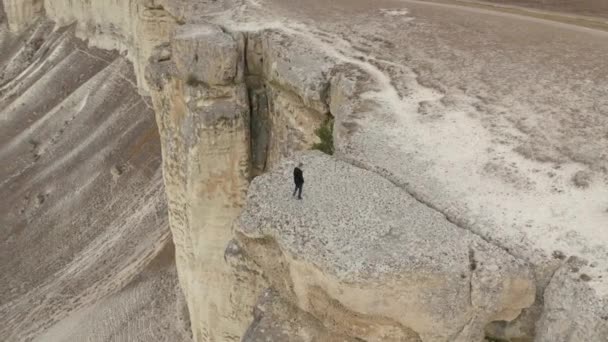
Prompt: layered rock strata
<box><xmin>234</xmin><ymin>152</ymin><xmax>536</xmax><ymax>341</ymax></box>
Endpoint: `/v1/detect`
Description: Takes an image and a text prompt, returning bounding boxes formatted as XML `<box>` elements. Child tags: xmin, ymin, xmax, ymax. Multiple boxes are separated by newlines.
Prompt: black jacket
<box><xmin>293</xmin><ymin>167</ymin><xmax>304</xmax><ymax>185</ymax></box>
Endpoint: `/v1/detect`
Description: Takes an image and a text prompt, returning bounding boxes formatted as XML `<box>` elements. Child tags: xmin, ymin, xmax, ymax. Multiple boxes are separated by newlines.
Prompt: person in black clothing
<box><xmin>293</xmin><ymin>163</ymin><xmax>304</xmax><ymax>199</ymax></box>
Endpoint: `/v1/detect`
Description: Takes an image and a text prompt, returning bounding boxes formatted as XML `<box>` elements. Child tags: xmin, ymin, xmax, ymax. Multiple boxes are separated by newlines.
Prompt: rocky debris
<box><xmin>235</xmin><ymin>151</ymin><xmax>535</xmax><ymax>341</ymax></box>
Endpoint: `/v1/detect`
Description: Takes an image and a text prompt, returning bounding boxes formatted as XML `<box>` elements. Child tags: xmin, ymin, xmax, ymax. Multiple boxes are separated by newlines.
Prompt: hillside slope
<box><xmin>0</xmin><ymin>15</ymin><xmax>190</xmax><ymax>342</ymax></box>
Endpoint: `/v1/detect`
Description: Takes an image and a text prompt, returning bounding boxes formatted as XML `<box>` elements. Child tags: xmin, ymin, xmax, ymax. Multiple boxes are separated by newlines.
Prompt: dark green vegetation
<box><xmin>311</xmin><ymin>117</ymin><xmax>334</xmax><ymax>155</ymax></box>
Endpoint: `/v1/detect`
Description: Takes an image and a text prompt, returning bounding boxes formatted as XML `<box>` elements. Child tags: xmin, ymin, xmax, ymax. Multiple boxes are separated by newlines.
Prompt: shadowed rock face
<box><xmin>0</xmin><ymin>20</ymin><xmax>190</xmax><ymax>341</ymax></box>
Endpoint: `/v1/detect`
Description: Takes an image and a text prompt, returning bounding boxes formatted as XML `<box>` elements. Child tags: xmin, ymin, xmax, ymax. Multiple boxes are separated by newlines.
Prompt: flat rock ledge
<box><xmin>234</xmin><ymin>151</ymin><xmax>535</xmax><ymax>341</ymax></box>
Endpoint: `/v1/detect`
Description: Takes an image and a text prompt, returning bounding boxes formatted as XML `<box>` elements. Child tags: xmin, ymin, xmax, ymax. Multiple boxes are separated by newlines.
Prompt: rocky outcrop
<box><xmin>242</xmin><ymin>288</ymin><xmax>360</xmax><ymax>342</ymax></box>
<box><xmin>2</xmin><ymin>0</ymin><xmax>43</xmax><ymax>32</ymax></box>
<box><xmin>146</xmin><ymin>23</ymin><xmax>328</xmax><ymax>341</ymax></box>
<box><xmin>536</xmin><ymin>258</ymin><xmax>608</xmax><ymax>341</ymax></box>
<box><xmin>147</xmin><ymin>23</ymin><xmax>254</xmax><ymax>342</ymax></box>
<box><xmin>45</xmin><ymin>0</ymin><xmax>178</xmax><ymax>92</ymax></box>
<box><xmin>246</xmin><ymin>29</ymin><xmax>332</xmax><ymax>172</ymax></box>
<box><xmin>234</xmin><ymin>152</ymin><xmax>535</xmax><ymax>341</ymax></box>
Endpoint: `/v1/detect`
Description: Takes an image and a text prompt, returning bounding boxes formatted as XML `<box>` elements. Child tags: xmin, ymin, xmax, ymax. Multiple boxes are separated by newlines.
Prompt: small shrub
<box><xmin>485</xmin><ymin>338</ymin><xmax>508</xmax><ymax>342</ymax></box>
<box><xmin>311</xmin><ymin>117</ymin><xmax>334</xmax><ymax>155</ymax></box>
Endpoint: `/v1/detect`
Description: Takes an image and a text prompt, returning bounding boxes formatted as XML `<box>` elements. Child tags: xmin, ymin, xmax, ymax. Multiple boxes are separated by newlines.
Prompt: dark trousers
<box><xmin>293</xmin><ymin>183</ymin><xmax>303</xmax><ymax>199</ymax></box>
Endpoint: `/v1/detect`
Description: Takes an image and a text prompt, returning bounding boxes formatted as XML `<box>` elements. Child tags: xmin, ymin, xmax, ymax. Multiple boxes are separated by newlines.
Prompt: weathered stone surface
<box><xmin>536</xmin><ymin>260</ymin><xmax>608</xmax><ymax>341</ymax></box>
<box><xmin>145</xmin><ymin>18</ymin><xmax>335</xmax><ymax>340</ymax></box>
<box><xmin>242</xmin><ymin>288</ymin><xmax>360</xmax><ymax>342</ymax></box>
<box><xmin>147</xmin><ymin>22</ymin><xmax>254</xmax><ymax>341</ymax></box>
<box><xmin>247</xmin><ymin>30</ymin><xmax>333</xmax><ymax>115</ymax></box>
<box><xmin>173</xmin><ymin>24</ymin><xmax>240</xmax><ymax>86</ymax></box>
<box><xmin>264</xmin><ymin>84</ymin><xmax>328</xmax><ymax>170</ymax></box>
<box><xmin>35</xmin><ymin>0</ymin><xmax>177</xmax><ymax>91</ymax></box>
<box><xmin>2</xmin><ymin>0</ymin><xmax>43</xmax><ymax>32</ymax></box>
<box><xmin>246</xmin><ymin>30</ymin><xmax>331</xmax><ymax>172</ymax></box>
<box><xmin>235</xmin><ymin>151</ymin><xmax>535</xmax><ymax>341</ymax></box>
<box><xmin>248</xmin><ymin>77</ymin><xmax>271</xmax><ymax>175</ymax></box>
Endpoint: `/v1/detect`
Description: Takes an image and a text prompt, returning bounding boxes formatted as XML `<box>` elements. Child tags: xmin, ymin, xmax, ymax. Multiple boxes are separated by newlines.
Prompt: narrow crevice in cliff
<box><xmin>243</xmin><ymin>32</ymin><xmax>270</xmax><ymax>177</ymax></box>
<box><xmin>239</xmin><ymin>30</ymin><xmax>333</xmax><ymax>177</ymax></box>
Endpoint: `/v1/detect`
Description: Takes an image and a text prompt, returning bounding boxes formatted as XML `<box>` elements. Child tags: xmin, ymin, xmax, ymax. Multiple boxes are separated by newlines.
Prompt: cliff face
<box><xmin>145</xmin><ymin>23</ymin><xmax>329</xmax><ymax>341</ymax></box>
<box><xmin>2</xmin><ymin>0</ymin><xmax>43</xmax><ymax>32</ymax></box>
<box><xmin>2</xmin><ymin>0</ymin><xmax>608</xmax><ymax>341</ymax></box>
<box><xmin>2</xmin><ymin>0</ymin><xmax>178</xmax><ymax>92</ymax></box>
<box><xmin>235</xmin><ymin>152</ymin><xmax>536</xmax><ymax>341</ymax></box>
<box><xmin>147</xmin><ymin>25</ymin><xmax>255</xmax><ymax>341</ymax></box>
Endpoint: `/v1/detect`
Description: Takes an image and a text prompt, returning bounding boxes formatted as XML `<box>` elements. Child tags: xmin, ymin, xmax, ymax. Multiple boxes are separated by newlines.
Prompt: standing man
<box><xmin>293</xmin><ymin>162</ymin><xmax>304</xmax><ymax>200</ymax></box>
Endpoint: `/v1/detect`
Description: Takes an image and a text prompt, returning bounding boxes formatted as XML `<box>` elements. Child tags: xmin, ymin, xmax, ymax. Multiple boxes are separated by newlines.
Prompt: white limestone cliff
<box><xmin>3</xmin><ymin>0</ymin><xmax>178</xmax><ymax>92</ymax></box>
<box><xmin>2</xmin><ymin>0</ymin><xmax>608</xmax><ymax>341</ymax></box>
<box><xmin>2</xmin><ymin>0</ymin><xmax>43</xmax><ymax>32</ymax></box>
